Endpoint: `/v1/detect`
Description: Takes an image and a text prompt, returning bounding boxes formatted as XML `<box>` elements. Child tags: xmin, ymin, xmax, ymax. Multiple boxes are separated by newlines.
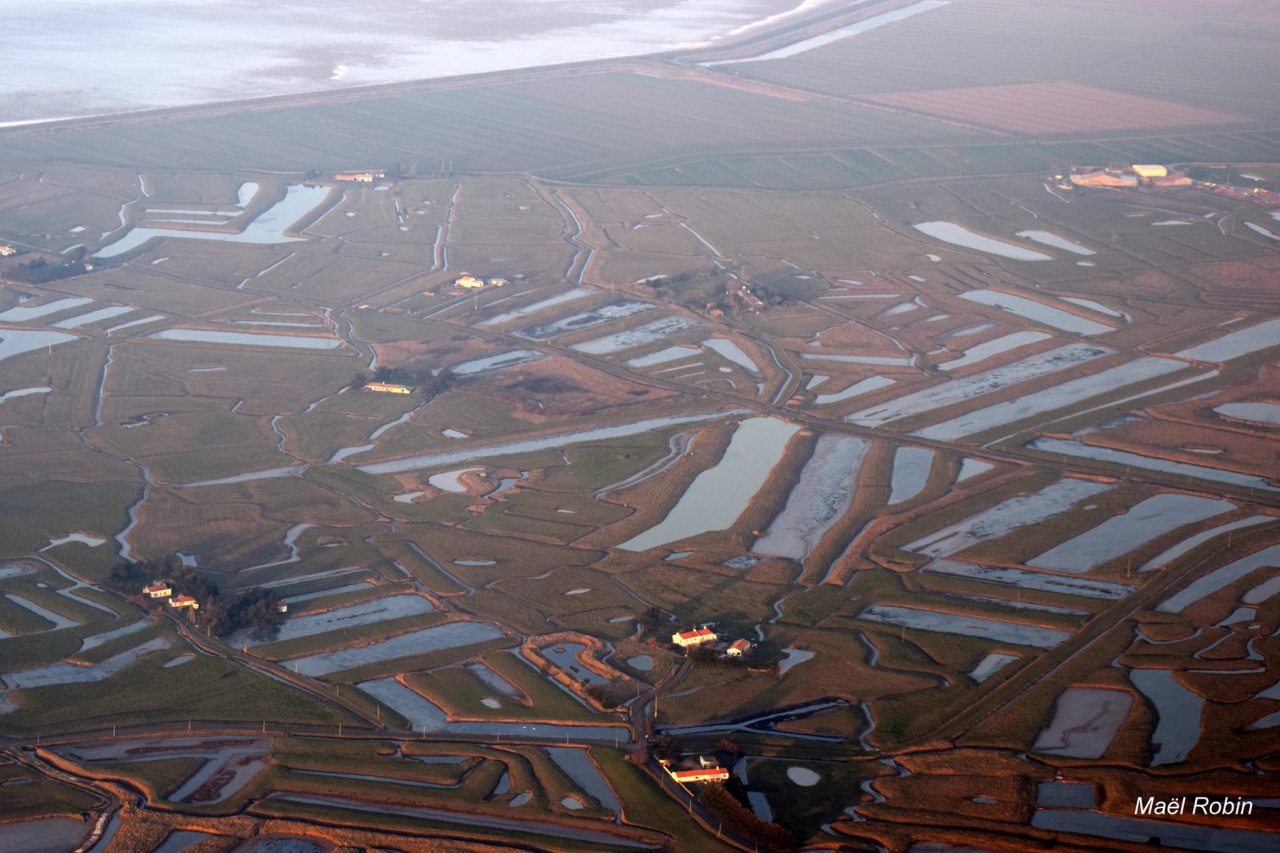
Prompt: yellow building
<box><xmin>455</xmin><ymin>274</ymin><xmax>485</xmax><ymax>289</ymax></box>
<box><xmin>365</xmin><ymin>382</ymin><xmax>412</xmax><ymax>394</ymax></box>
<box><xmin>672</xmin><ymin>627</ymin><xmax>716</xmax><ymax>648</ymax></box>
<box><xmin>1071</xmin><ymin>170</ymin><xmax>1138</xmax><ymax>188</ymax></box>
<box><xmin>1132</xmin><ymin>164</ymin><xmax>1169</xmax><ymax>178</ymax></box>
<box><xmin>669</xmin><ymin>766</ymin><xmax>730</xmax><ymax>784</ymax></box>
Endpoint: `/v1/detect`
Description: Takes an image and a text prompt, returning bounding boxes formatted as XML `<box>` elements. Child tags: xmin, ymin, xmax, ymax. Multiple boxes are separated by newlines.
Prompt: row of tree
<box><xmin>106</xmin><ymin>557</ymin><xmax>286</xmax><ymax>641</ymax></box>
<box><xmin>351</xmin><ymin>365</ymin><xmax>454</xmax><ymax>397</ymax></box>
<box><xmin>698</xmin><ymin>783</ymin><xmax>797</xmax><ymax>852</ymax></box>
<box><xmin>5</xmin><ymin>255</ymin><xmax>87</xmax><ymax>284</ymax></box>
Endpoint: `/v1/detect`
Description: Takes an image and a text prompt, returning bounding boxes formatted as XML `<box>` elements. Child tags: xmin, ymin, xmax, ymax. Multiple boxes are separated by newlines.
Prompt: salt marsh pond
<box><xmin>619</xmin><ymin>417</ymin><xmax>800</xmax><ymax>551</ymax></box>
<box><xmin>753</xmin><ymin>434</ymin><xmax>865</xmax><ymax>560</ymax></box>
<box><xmin>285</xmin><ymin>621</ymin><xmax>503</xmax><ymax>676</ymax></box>
<box><xmin>95</xmin><ymin>185</ymin><xmax>330</xmax><ymax>258</ymax></box>
<box><xmin>858</xmin><ymin>604</ymin><xmax>1069</xmax><ymax>648</ymax></box>
<box><xmin>913</xmin><ymin>222</ymin><xmax>1053</xmax><ymax>262</ymax></box>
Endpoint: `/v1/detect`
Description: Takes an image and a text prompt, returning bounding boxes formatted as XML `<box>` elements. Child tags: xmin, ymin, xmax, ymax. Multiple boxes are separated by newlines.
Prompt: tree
<box><xmin>652</xmin><ymin>732</ymin><xmax>683</xmax><ymax>764</ymax></box>
<box><xmin>7</xmin><ymin>256</ymin><xmax>86</xmax><ymax>284</ymax></box>
<box><xmin>638</xmin><ymin>606</ymin><xmax>664</xmax><ymax>632</ymax></box>
<box><xmin>583</xmin><ymin>683</ymin><xmax>618</xmax><ymax>709</ymax></box>
<box><xmin>698</xmin><ymin>784</ymin><xmax>797</xmax><ymax>852</ymax></box>
<box><xmin>688</xmin><ymin>644</ymin><xmax>718</xmax><ymax>665</ymax></box>
<box><xmin>209</xmin><ymin>588</ymin><xmax>285</xmax><ymax>640</ymax></box>
<box><xmin>105</xmin><ymin>560</ymin><xmax>149</xmax><ymax>595</ymax></box>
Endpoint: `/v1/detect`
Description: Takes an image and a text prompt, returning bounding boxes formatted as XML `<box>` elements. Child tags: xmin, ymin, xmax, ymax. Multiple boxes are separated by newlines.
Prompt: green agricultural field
<box><xmin>0</xmin><ymin>480</ymin><xmax>140</xmax><ymax>559</ymax></box>
<box><xmin>1</xmin><ymin>69</ymin><xmax>971</xmax><ymax>176</ymax></box>
<box><xmin>277</xmin><ymin>736</ymin><xmax>477</xmax><ymax>787</ymax></box>
<box><xmin>0</xmin><ymin>645</ymin><xmax>355</xmax><ymax>737</ymax></box>
<box><xmin>403</xmin><ymin>654</ymin><xmax>606</xmax><ymax>725</ymax></box>
<box><xmin>2</xmin><ymin>3</ymin><xmax>1278</xmax><ymax>846</ymax></box>
<box><xmin>563</xmin><ymin>131</ymin><xmax>1280</xmax><ymax>190</ymax></box>
<box><xmin>91</xmin><ymin>756</ymin><xmax>208</xmax><ymax>800</ymax></box>
<box><xmin>0</xmin><ymin>764</ymin><xmax>101</xmax><ymax>820</ymax></box>
<box><xmin>743</xmin><ymin>757</ymin><xmax>874</xmax><ymax>839</ymax></box>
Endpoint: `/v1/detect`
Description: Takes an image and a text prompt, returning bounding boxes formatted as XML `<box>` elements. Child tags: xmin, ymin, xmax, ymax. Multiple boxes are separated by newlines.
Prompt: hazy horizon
<box><xmin>2</xmin><ymin>0</ymin><xmax>835</xmax><ymax>123</ymax></box>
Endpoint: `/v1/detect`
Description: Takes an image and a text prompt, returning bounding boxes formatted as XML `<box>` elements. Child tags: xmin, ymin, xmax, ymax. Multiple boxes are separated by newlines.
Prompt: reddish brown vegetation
<box><xmin>866</xmin><ymin>81</ymin><xmax>1242</xmax><ymax>134</ymax></box>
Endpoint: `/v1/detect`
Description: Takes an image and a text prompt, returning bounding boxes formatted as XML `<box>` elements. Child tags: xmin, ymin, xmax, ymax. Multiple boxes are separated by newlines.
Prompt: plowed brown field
<box><xmin>866</xmin><ymin>81</ymin><xmax>1242</xmax><ymax>134</ymax></box>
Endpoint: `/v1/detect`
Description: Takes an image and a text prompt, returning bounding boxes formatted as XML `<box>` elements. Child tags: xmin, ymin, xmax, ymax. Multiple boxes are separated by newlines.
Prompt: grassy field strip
<box><xmin>1137</xmin><ymin>516</ymin><xmax>1276</xmax><ymax>573</ymax></box>
<box><xmin>357</xmin><ymin>677</ymin><xmax>629</xmax><ymax>741</ymax></box>
<box><xmin>79</xmin><ymin>618</ymin><xmax>149</xmax><ymax>652</ymax></box>
<box><xmin>924</xmin><ymin>561</ymin><xmax>1134</xmax><ymax>600</ymax></box>
<box><xmin>3</xmin><ymin>594</ymin><xmax>81</xmax><ymax>631</ymax></box>
<box><xmin>846</xmin><ymin>344</ymin><xmax>1109</xmax><ymax>428</ymax></box>
<box><xmin>231</xmin><ymin>594</ymin><xmax>435</xmax><ymax>648</ymax></box>
<box><xmin>857</xmin><ymin>604</ymin><xmax>1070</xmax><ymax>648</ymax></box>
<box><xmin>753</xmin><ymin>434</ymin><xmax>865</xmax><ymax>561</ymax></box>
<box><xmin>618</xmin><ymin>417</ymin><xmax>801</xmax><ymax>551</ymax></box>
<box><xmin>913</xmin><ymin>356</ymin><xmax>1187</xmax><ymax>441</ymax></box>
<box><xmin>1025</xmin><ymin>494</ymin><xmax>1236</xmax><ymax>574</ymax></box>
<box><xmin>284</xmin><ymin>622</ymin><xmax>504</xmax><ymax>676</ymax></box>
<box><xmin>4</xmin><ymin>637</ymin><xmax>171</xmax><ymax>688</ymax></box>
<box><xmin>263</xmin><ymin>793</ymin><xmax>660</xmax><ymax>849</ymax></box>
<box><xmin>906</xmin><ymin>478</ymin><xmax>1114</xmax><ymax>560</ymax></box>
<box><xmin>1156</xmin><ymin>542</ymin><xmax>1280</xmax><ymax>615</ymax></box>
<box><xmin>357</xmin><ymin>409</ymin><xmax>741</xmax><ymax>475</ymax></box>
<box><xmin>1027</xmin><ymin>437</ymin><xmax>1280</xmax><ymax>493</ymax></box>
